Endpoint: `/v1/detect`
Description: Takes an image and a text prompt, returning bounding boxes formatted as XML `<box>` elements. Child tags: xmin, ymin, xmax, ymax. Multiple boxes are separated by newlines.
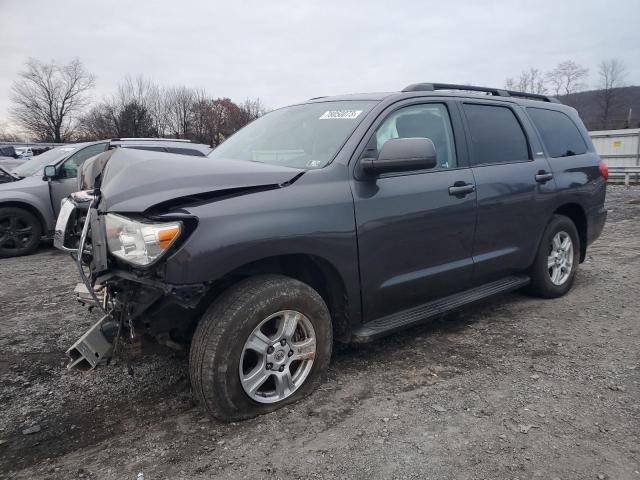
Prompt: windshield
<box><xmin>12</xmin><ymin>146</ymin><xmax>77</xmax><ymax>177</ymax></box>
<box><xmin>209</xmin><ymin>101</ymin><xmax>376</xmax><ymax>169</ymax></box>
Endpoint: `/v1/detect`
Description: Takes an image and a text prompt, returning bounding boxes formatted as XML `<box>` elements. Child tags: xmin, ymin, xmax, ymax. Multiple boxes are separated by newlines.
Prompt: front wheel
<box><xmin>189</xmin><ymin>275</ymin><xmax>332</xmax><ymax>421</ymax></box>
<box><xmin>0</xmin><ymin>207</ymin><xmax>42</xmax><ymax>258</ymax></box>
<box><xmin>528</xmin><ymin>214</ymin><xmax>580</xmax><ymax>298</ymax></box>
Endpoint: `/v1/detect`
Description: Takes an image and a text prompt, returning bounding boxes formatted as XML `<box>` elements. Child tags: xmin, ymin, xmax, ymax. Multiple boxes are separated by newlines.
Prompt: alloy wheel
<box><xmin>239</xmin><ymin>310</ymin><xmax>316</xmax><ymax>404</ymax></box>
<box><xmin>0</xmin><ymin>213</ymin><xmax>35</xmax><ymax>253</ymax></box>
<box><xmin>547</xmin><ymin>231</ymin><xmax>574</xmax><ymax>286</ymax></box>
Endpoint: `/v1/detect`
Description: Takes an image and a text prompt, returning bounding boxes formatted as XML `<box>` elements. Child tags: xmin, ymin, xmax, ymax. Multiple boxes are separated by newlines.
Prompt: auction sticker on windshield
<box><xmin>319</xmin><ymin>110</ymin><xmax>362</xmax><ymax>120</ymax></box>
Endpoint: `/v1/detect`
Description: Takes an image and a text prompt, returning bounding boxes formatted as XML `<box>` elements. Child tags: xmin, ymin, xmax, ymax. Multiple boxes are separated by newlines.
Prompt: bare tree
<box><xmin>505</xmin><ymin>68</ymin><xmax>547</xmax><ymax>94</ymax></box>
<box><xmin>112</xmin><ymin>76</ymin><xmax>155</xmax><ymax>137</ymax></box>
<box><xmin>597</xmin><ymin>59</ymin><xmax>628</xmax><ymax>129</ymax></box>
<box><xmin>545</xmin><ymin>60</ymin><xmax>589</xmax><ymax>96</ymax></box>
<box><xmin>238</xmin><ymin>98</ymin><xmax>267</xmax><ymax>123</ymax></box>
<box><xmin>75</xmin><ymin>73</ymin><xmax>264</xmax><ymax>144</ymax></box>
<box><xmin>10</xmin><ymin>58</ymin><xmax>95</xmax><ymax>142</ymax></box>
<box><xmin>166</xmin><ymin>86</ymin><xmax>196</xmax><ymax>138</ymax></box>
<box><xmin>147</xmin><ymin>83</ymin><xmax>170</xmax><ymax>138</ymax></box>
<box><xmin>79</xmin><ymin>76</ymin><xmax>158</xmax><ymax>139</ymax></box>
<box><xmin>0</xmin><ymin>120</ymin><xmax>23</xmax><ymax>142</ymax></box>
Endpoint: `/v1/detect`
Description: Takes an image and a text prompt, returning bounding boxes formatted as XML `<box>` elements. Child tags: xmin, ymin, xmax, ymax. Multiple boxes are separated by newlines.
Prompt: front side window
<box><xmin>463</xmin><ymin>104</ymin><xmax>530</xmax><ymax>165</ymax></box>
<box><xmin>527</xmin><ymin>108</ymin><xmax>588</xmax><ymax>158</ymax></box>
<box><xmin>209</xmin><ymin>101</ymin><xmax>377</xmax><ymax>169</ymax></box>
<box><xmin>61</xmin><ymin>143</ymin><xmax>108</xmax><ymax>178</ymax></box>
<box><xmin>363</xmin><ymin>103</ymin><xmax>457</xmax><ymax>169</ymax></box>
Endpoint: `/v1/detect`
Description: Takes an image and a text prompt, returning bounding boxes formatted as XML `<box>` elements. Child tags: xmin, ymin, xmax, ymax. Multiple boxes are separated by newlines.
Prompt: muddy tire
<box><xmin>528</xmin><ymin>214</ymin><xmax>580</xmax><ymax>298</ymax></box>
<box><xmin>0</xmin><ymin>207</ymin><xmax>42</xmax><ymax>258</ymax></box>
<box><xmin>189</xmin><ymin>274</ymin><xmax>332</xmax><ymax>421</ymax></box>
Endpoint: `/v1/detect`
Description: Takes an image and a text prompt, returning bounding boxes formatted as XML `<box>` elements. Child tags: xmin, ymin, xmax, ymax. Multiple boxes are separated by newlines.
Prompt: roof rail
<box><xmin>110</xmin><ymin>138</ymin><xmax>192</xmax><ymax>143</ymax></box>
<box><xmin>401</xmin><ymin>83</ymin><xmax>561</xmax><ymax>103</ymax></box>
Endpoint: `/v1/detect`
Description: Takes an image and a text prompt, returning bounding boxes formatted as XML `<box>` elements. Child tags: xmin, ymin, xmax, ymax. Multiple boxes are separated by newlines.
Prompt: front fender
<box><xmin>160</xmin><ymin>170</ymin><xmax>361</xmax><ymax>323</ymax></box>
<box><xmin>0</xmin><ymin>189</ymin><xmax>55</xmax><ymax>233</ymax></box>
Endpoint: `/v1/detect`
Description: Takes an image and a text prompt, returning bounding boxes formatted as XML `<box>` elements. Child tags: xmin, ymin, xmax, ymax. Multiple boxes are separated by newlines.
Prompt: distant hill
<box><xmin>559</xmin><ymin>86</ymin><xmax>640</xmax><ymax>131</ymax></box>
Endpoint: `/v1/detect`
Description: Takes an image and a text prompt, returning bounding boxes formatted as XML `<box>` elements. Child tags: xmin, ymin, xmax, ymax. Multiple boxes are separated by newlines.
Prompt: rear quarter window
<box><xmin>124</xmin><ymin>146</ymin><xmax>167</xmax><ymax>153</ymax></box>
<box><xmin>527</xmin><ymin>108</ymin><xmax>588</xmax><ymax>158</ymax></box>
<box><xmin>166</xmin><ymin>147</ymin><xmax>206</xmax><ymax>157</ymax></box>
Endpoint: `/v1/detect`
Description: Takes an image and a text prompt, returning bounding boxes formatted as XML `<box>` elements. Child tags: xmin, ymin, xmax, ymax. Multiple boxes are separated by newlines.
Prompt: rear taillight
<box><xmin>599</xmin><ymin>160</ymin><xmax>608</xmax><ymax>181</ymax></box>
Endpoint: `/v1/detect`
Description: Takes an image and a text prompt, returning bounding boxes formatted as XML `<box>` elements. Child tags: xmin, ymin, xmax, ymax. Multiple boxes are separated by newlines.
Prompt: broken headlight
<box><xmin>105</xmin><ymin>213</ymin><xmax>181</xmax><ymax>266</ymax></box>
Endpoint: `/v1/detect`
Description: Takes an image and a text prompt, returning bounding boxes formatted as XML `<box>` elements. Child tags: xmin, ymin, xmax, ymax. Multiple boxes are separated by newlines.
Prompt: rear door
<box><xmin>351</xmin><ymin>100</ymin><xmax>477</xmax><ymax>322</ymax></box>
<box><xmin>48</xmin><ymin>143</ymin><xmax>109</xmax><ymax>215</ymax></box>
<box><xmin>460</xmin><ymin>101</ymin><xmax>555</xmax><ymax>284</ymax></box>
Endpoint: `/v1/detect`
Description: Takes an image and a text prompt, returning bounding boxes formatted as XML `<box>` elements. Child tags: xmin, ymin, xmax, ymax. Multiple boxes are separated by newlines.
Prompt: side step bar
<box><xmin>351</xmin><ymin>275</ymin><xmax>530</xmax><ymax>342</ymax></box>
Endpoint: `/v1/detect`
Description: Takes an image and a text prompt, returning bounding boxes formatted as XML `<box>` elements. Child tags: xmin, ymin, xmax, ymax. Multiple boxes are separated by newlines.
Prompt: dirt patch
<box><xmin>1</xmin><ymin>186</ymin><xmax>639</xmax><ymax>479</ymax></box>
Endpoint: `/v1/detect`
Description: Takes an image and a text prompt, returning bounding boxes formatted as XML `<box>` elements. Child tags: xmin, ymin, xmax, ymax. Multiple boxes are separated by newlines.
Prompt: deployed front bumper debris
<box><xmin>66</xmin><ymin>314</ymin><xmax>114</xmax><ymax>370</ymax></box>
<box><xmin>74</xmin><ymin>282</ymin><xmax>105</xmax><ymax>307</ymax></box>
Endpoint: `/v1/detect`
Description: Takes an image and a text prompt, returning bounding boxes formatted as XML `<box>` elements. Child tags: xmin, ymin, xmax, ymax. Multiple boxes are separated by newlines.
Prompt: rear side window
<box><xmin>166</xmin><ymin>147</ymin><xmax>206</xmax><ymax>157</ymax></box>
<box><xmin>527</xmin><ymin>108</ymin><xmax>588</xmax><ymax>158</ymax></box>
<box><xmin>61</xmin><ymin>143</ymin><xmax>109</xmax><ymax>178</ymax></box>
<box><xmin>124</xmin><ymin>146</ymin><xmax>167</xmax><ymax>153</ymax></box>
<box><xmin>463</xmin><ymin>104</ymin><xmax>530</xmax><ymax>165</ymax></box>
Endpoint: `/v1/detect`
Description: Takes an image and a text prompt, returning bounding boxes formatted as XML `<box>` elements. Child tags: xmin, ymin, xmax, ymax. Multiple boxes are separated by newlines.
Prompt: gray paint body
<box><xmin>90</xmin><ymin>91</ymin><xmax>607</xmax><ymax>336</ymax></box>
<box><xmin>0</xmin><ymin>174</ymin><xmax>58</xmax><ymax>232</ymax></box>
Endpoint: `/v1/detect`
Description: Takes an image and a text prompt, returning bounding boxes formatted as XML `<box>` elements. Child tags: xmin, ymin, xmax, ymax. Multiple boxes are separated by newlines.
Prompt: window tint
<box><xmin>463</xmin><ymin>104</ymin><xmax>529</xmax><ymax>165</ymax></box>
<box><xmin>124</xmin><ymin>146</ymin><xmax>167</xmax><ymax>153</ymax></box>
<box><xmin>166</xmin><ymin>147</ymin><xmax>206</xmax><ymax>157</ymax></box>
<box><xmin>527</xmin><ymin>108</ymin><xmax>588</xmax><ymax>158</ymax></box>
<box><xmin>364</xmin><ymin>103</ymin><xmax>457</xmax><ymax>169</ymax></box>
<box><xmin>61</xmin><ymin>143</ymin><xmax>108</xmax><ymax>178</ymax></box>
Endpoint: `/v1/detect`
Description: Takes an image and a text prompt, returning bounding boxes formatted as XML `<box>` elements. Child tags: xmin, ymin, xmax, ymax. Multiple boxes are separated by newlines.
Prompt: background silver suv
<box><xmin>0</xmin><ymin>138</ymin><xmax>212</xmax><ymax>257</ymax></box>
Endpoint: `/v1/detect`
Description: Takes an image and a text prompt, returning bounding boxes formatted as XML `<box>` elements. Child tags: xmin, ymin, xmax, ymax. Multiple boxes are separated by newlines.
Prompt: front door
<box><xmin>351</xmin><ymin>101</ymin><xmax>477</xmax><ymax>322</ymax></box>
<box><xmin>48</xmin><ymin>143</ymin><xmax>109</xmax><ymax>215</ymax></box>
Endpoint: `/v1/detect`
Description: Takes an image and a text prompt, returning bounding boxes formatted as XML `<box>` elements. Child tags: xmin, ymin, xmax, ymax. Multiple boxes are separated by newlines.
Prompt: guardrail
<box><xmin>608</xmin><ymin>166</ymin><xmax>640</xmax><ymax>186</ymax></box>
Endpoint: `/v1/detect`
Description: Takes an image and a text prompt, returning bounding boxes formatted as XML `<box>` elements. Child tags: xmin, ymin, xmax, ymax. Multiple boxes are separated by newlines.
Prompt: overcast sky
<box><xmin>1</xmin><ymin>0</ymin><xmax>639</xmax><ymax>123</ymax></box>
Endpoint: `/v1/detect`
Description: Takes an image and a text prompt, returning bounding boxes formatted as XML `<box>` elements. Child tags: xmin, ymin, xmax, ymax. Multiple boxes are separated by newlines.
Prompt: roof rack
<box><xmin>401</xmin><ymin>83</ymin><xmax>561</xmax><ymax>103</ymax></box>
<box><xmin>110</xmin><ymin>138</ymin><xmax>192</xmax><ymax>143</ymax></box>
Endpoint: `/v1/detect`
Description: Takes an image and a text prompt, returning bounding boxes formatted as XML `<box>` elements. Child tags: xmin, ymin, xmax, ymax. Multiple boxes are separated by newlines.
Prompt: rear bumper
<box><xmin>587</xmin><ymin>206</ymin><xmax>607</xmax><ymax>246</ymax></box>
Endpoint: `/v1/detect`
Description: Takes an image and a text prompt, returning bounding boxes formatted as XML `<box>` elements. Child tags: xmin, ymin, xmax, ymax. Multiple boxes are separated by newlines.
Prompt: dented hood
<box><xmin>99</xmin><ymin>148</ymin><xmax>303</xmax><ymax>212</ymax></box>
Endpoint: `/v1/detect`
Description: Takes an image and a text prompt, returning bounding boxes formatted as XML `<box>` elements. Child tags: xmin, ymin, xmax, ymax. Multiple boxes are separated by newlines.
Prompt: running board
<box><xmin>351</xmin><ymin>275</ymin><xmax>530</xmax><ymax>342</ymax></box>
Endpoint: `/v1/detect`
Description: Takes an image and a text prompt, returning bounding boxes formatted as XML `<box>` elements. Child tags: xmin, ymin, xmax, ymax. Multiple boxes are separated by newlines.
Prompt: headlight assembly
<box><xmin>105</xmin><ymin>213</ymin><xmax>182</xmax><ymax>266</ymax></box>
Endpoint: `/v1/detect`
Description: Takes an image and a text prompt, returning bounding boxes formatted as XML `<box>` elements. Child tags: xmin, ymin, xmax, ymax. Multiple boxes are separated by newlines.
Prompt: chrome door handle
<box><xmin>535</xmin><ymin>171</ymin><xmax>554</xmax><ymax>183</ymax></box>
<box><xmin>448</xmin><ymin>182</ymin><xmax>475</xmax><ymax>196</ymax></box>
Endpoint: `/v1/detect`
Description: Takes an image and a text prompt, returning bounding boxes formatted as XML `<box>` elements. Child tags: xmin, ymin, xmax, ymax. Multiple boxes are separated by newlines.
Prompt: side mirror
<box><xmin>43</xmin><ymin>165</ymin><xmax>57</xmax><ymax>180</ymax></box>
<box><xmin>360</xmin><ymin>137</ymin><xmax>437</xmax><ymax>176</ymax></box>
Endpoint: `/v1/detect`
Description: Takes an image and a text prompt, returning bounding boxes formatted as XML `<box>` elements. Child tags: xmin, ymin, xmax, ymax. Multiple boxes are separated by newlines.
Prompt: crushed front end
<box><xmin>55</xmin><ymin>189</ymin><xmax>206</xmax><ymax>370</ymax></box>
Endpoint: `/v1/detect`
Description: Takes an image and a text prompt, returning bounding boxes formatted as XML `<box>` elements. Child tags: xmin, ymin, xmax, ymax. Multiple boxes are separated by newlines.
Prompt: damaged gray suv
<box><xmin>56</xmin><ymin>83</ymin><xmax>607</xmax><ymax>421</ymax></box>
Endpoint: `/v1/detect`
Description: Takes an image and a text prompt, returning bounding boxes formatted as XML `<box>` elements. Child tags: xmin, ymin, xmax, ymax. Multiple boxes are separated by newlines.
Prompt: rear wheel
<box><xmin>528</xmin><ymin>214</ymin><xmax>580</xmax><ymax>298</ymax></box>
<box><xmin>0</xmin><ymin>207</ymin><xmax>42</xmax><ymax>258</ymax></box>
<box><xmin>189</xmin><ymin>274</ymin><xmax>332</xmax><ymax>421</ymax></box>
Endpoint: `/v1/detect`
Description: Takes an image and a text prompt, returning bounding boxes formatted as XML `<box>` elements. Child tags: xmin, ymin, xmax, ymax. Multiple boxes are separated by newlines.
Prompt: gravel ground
<box><xmin>1</xmin><ymin>185</ymin><xmax>639</xmax><ymax>480</ymax></box>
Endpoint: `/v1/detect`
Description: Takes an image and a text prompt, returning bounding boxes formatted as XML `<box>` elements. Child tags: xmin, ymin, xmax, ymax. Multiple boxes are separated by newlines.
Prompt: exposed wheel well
<box><xmin>201</xmin><ymin>254</ymin><xmax>351</xmax><ymax>342</ymax></box>
<box><xmin>554</xmin><ymin>203</ymin><xmax>587</xmax><ymax>262</ymax></box>
<box><xmin>0</xmin><ymin>201</ymin><xmax>48</xmax><ymax>237</ymax></box>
